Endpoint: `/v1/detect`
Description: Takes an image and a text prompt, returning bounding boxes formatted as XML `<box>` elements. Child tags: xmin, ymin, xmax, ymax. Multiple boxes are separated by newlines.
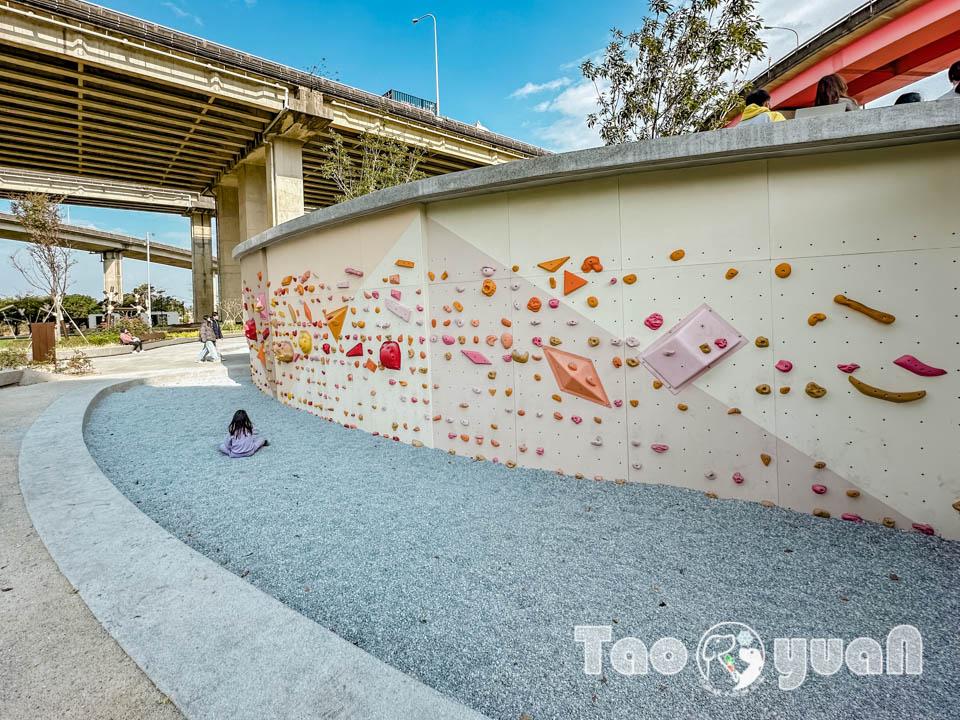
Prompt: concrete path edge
<box><xmin>18</xmin><ymin>375</ymin><xmax>487</xmax><ymax>720</ymax></box>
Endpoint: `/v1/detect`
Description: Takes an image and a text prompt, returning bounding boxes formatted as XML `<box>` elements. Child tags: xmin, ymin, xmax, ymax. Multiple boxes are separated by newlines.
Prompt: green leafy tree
<box><xmin>62</xmin><ymin>294</ymin><xmax>102</xmax><ymax>321</ymax></box>
<box><xmin>9</xmin><ymin>193</ymin><xmax>74</xmax><ymax>339</ymax></box>
<box><xmin>320</xmin><ymin>130</ymin><xmax>427</xmax><ymax>202</ymax></box>
<box><xmin>581</xmin><ymin>0</ymin><xmax>766</xmax><ymax>144</ymax></box>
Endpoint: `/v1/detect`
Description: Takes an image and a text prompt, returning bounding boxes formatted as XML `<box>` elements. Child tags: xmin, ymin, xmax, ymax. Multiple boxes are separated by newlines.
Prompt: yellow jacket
<box><xmin>741</xmin><ymin>104</ymin><xmax>786</xmax><ymax>123</ymax></box>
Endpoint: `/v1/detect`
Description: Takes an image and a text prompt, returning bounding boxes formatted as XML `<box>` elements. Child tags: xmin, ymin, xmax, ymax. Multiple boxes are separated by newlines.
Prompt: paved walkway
<box><xmin>0</xmin><ymin>339</ymin><xmax>243</xmax><ymax>719</ymax></box>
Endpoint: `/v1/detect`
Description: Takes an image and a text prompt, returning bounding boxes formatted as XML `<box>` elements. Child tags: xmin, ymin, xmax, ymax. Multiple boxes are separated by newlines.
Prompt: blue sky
<box><xmin>1</xmin><ymin>0</ymin><xmax>951</xmax><ymax>303</ymax></box>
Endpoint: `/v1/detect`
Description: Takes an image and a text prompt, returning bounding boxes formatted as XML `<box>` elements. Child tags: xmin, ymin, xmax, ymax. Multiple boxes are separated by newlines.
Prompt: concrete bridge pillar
<box><xmin>214</xmin><ymin>178</ymin><xmax>242</xmax><ymax>312</ymax></box>
<box><xmin>266</xmin><ymin>137</ymin><xmax>306</xmax><ymax>226</ymax></box>
<box><xmin>101</xmin><ymin>251</ymin><xmax>123</xmax><ymax>309</ymax></box>
<box><xmin>189</xmin><ymin>211</ymin><xmax>215</xmax><ymax>319</ymax></box>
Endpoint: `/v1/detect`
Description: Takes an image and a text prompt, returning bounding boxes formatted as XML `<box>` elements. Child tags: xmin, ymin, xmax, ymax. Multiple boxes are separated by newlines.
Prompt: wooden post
<box><xmin>31</xmin><ymin>322</ymin><xmax>56</xmax><ymax>362</ymax></box>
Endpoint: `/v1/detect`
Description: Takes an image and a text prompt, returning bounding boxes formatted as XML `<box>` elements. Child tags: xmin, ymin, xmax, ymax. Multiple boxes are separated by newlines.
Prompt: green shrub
<box><xmin>0</xmin><ymin>346</ymin><xmax>29</xmax><ymax>369</ymax></box>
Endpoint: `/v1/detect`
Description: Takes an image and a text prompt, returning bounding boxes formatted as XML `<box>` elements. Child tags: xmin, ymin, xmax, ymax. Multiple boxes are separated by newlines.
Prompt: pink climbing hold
<box><xmin>462</xmin><ymin>350</ymin><xmax>492</xmax><ymax>365</ymax></box>
<box><xmin>714</xmin><ymin>338</ymin><xmax>728</xmax><ymax>349</ymax></box>
<box><xmin>775</xmin><ymin>360</ymin><xmax>793</xmax><ymax>372</ymax></box>
<box><xmin>532</xmin><ymin>336</ymin><xmax>543</xmax><ymax>347</ymax></box>
<box><xmin>447</xmin><ymin>432</ymin><xmax>457</xmax><ymax>439</ymax></box>
<box><xmin>842</xmin><ymin>513</ymin><xmax>863</xmax><ymax>523</ymax></box>
<box><xmin>344</xmin><ymin>267</ymin><xmax>364</xmax><ymax>276</ymax></box>
<box><xmin>371</xmin><ymin>290</ymin><xmax>380</xmax><ymax>299</ymax></box>
<box><xmin>812</xmin><ymin>484</ymin><xmax>827</xmax><ymax>494</ymax></box>
<box><xmin>614</xmin><ymin>399</ymin><xmax>623</xmax><ymax>407</ymax></box>
<box><xmin>733</xmin><ymin>472</ymin><xmax>744</xmax><ymax>484</ymax></box>
<box><xmin>390</xmin><ymin>289</ymin><xmax>402</xmax><ymax>300</ymax></box>
<box><xmin>571</xmin><ymin>416</ymin><xmax>583</xmax><ymax>424</ymax></box>
<box><xmin>893</xmin><ymin>355</ymin><xmax>947</xmax><ymax>377</ymax></box>
<box><xmin>502</xmin><ymin>354</ymin><xmax>512</xmax><ymax>362</ymax></box>
<box><xmin>548</xmin><ymin>299</ymin><xmax>560</xmax><ymax>309</ymax></box>
<box><xmin>837</xmin><ymin>363</ymin><xmax>860</xmax><ymax>373</ymax></box>
<box><xmin>380</xmin><ymin>340</ymin><xmax>401</xmax><ymax>370</ymax></box>
<box><xmin>442</xmin><ymin>335</ymin><xmax>456</xmax><ymax>345</ymax></box>
<box><xmin>912</xmin><ymin>523</ymin><xmax>935</xmax><ymax>536</ymax></box>
<box><xmin>536</xmin><ymin>447</ymin><xmax>545</xmax><ymax>455</ymax></box>
<box><xmin>651</xmin><ymin>444</ymin><xmax>669</xmax><ymax>453</ymax></box>
<box><xmin>644</xmin><ymin>313</ymin><xmax>664</xmax><ymax>330</ymax></box>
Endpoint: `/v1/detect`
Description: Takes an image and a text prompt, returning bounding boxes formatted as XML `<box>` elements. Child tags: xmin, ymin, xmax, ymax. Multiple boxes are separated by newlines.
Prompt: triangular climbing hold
<box><xmin>538</xmin><ymin>256</ymin><xmax>570</xmax><ymax>273</ymax></box>
<box><xmin>345</xmin><ymin>343</ymin><xmax>363</xmax><ymax>357</ymax></box>
<box><xmin>563</xmin><ymin>270</ymin><xmax>588</xmax><ymax>296</ymax></box>
<box><xmin>325</xmin><ymin>306</ymin><xmax>348</xmax><ymax>340</ymax></box>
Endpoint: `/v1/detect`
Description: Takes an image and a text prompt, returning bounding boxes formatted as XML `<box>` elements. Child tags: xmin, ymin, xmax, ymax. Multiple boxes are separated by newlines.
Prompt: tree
<box><xmin>9</xmin><ymin>193</ymin><xmax>74</xmax><ymax>340</ymax></box>
<box><xmin>61</xmin><ymin>294</ymin><xmax>101</xmax><ymax>322</ymax></box>
<box><xmin>217</xmin><ymin>296</ymin><xmax>244</xmax><ymax>327</ymax></box>
<box><xmin>122</xmin><ymin>284</ymin><xmax>186</xmax><ymax>320</ymax></box>
<box><xmin>581</xmin><ymin>0</ymin><xmax>766</xmax><ymax>144</ymax></box>
<box><xmin>320</xmin><ymin>130</ymin><xmax>427</xmax><ymax>202</ymax></box>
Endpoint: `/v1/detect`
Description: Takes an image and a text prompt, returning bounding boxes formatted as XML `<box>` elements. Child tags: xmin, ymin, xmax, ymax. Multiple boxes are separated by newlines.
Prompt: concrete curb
<box><xmin>19</xmin><ymin>374</ymin><xmax>487</xmax><ymax>720</ymax></box>
<box><xmin>0</xmin><ymin>368</ymin><xmax>23</xmax><ymax>387</ymax></box>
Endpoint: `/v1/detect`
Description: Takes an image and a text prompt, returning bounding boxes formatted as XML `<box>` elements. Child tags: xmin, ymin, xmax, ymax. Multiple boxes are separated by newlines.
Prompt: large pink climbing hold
<box><xmin>462</xmin><ymin>350</ymin><xmax>492</xmax><ymax>365</ymax></box>
<box><xmin>380</xmin><ymin>340</ymin><xmax>401</xmax><ymax>370</ymax></box>
<box><xmin>775</xmin><ymin>360</ymin><xmax>793</xmax><ymax>373</ymax></box>
<box><xmin>811</xmin><ymin>484</ymin><xmax>827</xmax><ymax>494</ymax></box>
<box><xmin>842</xmin><ymin>513</ymin><xmax>863</xmax><ymax>523</ymax></box>
<box><xmin>442</xmin><ymin>335</ymin><xmax>456</xmax><ymax>345</ymax></box>
<box><xmin>837</xmin><ymin>363</ymin><xmax>860</xmax><ymax>373</ymax></box>
<box><xmin>645</xmin><ymin>313</ymin><xmax>664</xmax><ymax>330</ymax></box>
<box><xmin>912</xmin><ymin>523</ymin><xmax>935</xmax><ymax>536</ymax></box>
<box><xmin>733</xmin><ymin>472</ymin><xmax>744</xmax><ymax>484</ymax></box>
<box><xmin>651</xmin><ymin>444</ymin><xmax>669</xmax><ymax>453</ymax></box>
<box><xmin>894</xmin><ymin>355</ymin><xmax>947</xmax><ymax>377</ymax></box>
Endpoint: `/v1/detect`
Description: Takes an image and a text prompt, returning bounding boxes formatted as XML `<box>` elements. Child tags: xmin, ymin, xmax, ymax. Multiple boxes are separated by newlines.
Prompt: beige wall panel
<box><xmin>508</xmin><ymin>178</ymin><xmax>621</xmax><ymax>277</ymax></box>
<box><xmin>619</xmin><ymin>161</ymin><xmax>771</xmax><ymax>269</ymax></box>
<box><xmin>768</xmin><ymin>141</ymin><xmax>960</xmax><ymax>258</ymax></box>
<box><xmin>427</xmin><ymin>195</ymin><xmax>511</xmax><ymax>277</ymax></box>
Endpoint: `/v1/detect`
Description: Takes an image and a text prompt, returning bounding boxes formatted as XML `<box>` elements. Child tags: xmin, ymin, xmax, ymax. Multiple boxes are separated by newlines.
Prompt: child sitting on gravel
<box><xmin>219</xmin><ymin>409</ymin><xmax>269</xmax><ymax>458</ymax></box>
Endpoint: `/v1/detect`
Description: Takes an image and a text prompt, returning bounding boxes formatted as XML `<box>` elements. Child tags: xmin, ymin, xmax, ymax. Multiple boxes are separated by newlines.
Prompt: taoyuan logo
<box><xmin>574</xmin><ymin>623</ymin><xmax>922</xmax><ymax>694</ymax></box>
<box><xmin>697</xmin><ymin>622</ymin><xmax>766</xmax><ymax>696</ymax></box>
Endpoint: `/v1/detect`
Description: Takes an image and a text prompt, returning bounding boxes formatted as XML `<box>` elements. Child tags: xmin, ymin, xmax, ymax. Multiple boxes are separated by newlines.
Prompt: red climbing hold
<box><xmin>346</xmin><ymin>343</ymin><xmax>363</xmax><ymax>358</ymax></box>
<box><xmin>321</xmin><ymin>343</ymin><xmax>331</xmax><ymax>355</ymax></box>
<box><xmin>380</xmin><ymin>340</ymin><xmax>402</xmax><ymax>370</ymax></box>
<box><xmin>244</xmin><ymin>318</ymin><xmax>257</xmax><ymax>341</ymax></box>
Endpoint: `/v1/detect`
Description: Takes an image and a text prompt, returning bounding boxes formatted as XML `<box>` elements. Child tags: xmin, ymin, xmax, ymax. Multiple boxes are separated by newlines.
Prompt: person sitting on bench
<box><xmin>119</xmin><ymin>328</ymin><xmax>143</xmax><ymax>353</ymax></box>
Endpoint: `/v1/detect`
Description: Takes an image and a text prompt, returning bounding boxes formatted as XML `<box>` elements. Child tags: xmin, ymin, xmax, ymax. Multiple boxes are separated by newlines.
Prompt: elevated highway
<box><xmin>0</xmin><ymin>0</ymin><xmax>545</xmax><ymax>315</ymax></box>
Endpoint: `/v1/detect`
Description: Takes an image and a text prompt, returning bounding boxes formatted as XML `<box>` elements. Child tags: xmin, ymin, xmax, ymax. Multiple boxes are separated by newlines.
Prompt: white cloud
<box><xmin>529</xmin><ymin>80</ymin><xmax>608</xmax><ymax>152</ymax></box>
<box><xmin>163</xmin><ymin>1</ymin><xmax>203</xmax><ymax>26</ymax></box>
<box><xmin>510</xmin><ymin>77</ymin><xmax>571</xmax><ymax>98</ymax></box>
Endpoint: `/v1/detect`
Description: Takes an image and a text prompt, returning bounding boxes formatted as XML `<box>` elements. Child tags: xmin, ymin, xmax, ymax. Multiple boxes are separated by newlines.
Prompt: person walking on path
<box><xmin>195</xmin><ymin>316</ymin><xmax>221</xmax><ymax>362</ymax></box>
<box><xmin>211</xmin><ymin>311</ymin><xmax>223</xmax><ymax>340</ymax></box>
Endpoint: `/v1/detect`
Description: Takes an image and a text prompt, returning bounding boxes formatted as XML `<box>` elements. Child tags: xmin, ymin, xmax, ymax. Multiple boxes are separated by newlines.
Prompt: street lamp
<box><xmin>145</xmin><ymin>231</ymin><xmax>154</xmax><ymax>327</ymax></box>
<box><xmin>763</xmin><ymin>25</ymin><xmax>800</xmax><ymax>49</ymax></box>
<box><xmin>412</xmin><ymin>13</ymin><xmax>439</xmax><ymax>116</ymax></box>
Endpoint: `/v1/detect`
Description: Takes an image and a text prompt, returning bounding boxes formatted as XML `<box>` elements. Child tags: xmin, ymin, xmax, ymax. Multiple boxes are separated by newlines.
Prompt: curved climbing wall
<box><xmin>240</xmin><ymin>139</ymin><xmax>960</xmax><ymax>539</ymax></box>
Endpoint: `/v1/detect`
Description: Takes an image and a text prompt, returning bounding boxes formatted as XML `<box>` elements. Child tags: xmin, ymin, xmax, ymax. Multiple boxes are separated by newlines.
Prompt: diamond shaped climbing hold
<box><xmin>563</xmin><ymin>270</ymin><xmax>588</xmax><ymax>296</ymax></box>
<box><xmin>543</xmin><ymin>347</ymin><xmax>611</xmax><ymax>407</ymax></box>
<box><xmin>462</xmin><ymin>350</ymin><xmax>492</xmax><ymax>365</ymax></box>
<box><xmin>325</xmin><ymin>306</ymin><xmax>348</xmax><ymax>340</ymax></box>
<box><xmin>538</xmin><ymin>256</ymin><xmax>570</xmax><ymax>273</ymax></box>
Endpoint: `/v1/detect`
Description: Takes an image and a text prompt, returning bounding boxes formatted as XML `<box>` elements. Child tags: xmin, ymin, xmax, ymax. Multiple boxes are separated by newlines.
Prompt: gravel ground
<box><xmin>85</xmin><ymin>362</ymin><xmax>960</xmax><ymax>720</ymax></box>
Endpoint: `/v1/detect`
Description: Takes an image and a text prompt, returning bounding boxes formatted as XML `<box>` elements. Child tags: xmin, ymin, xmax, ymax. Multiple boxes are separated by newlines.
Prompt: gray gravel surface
<box><xmin>84</xmin><ymin>366</ymin><xmax>960</xmax><ymax>720</ymax></box>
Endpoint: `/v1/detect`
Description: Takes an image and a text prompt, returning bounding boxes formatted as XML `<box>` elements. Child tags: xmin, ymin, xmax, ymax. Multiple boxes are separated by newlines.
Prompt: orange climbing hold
<box><xmin>564</xmin><ymin>270</ymin><xmax>588</xmax><ymax>296</ymax></box>
<box><xmin>775</xmin><ymin>263</ymin><xmax>792</xmax><ymax>278</ymax></box>
<box><xmin>623</xmin><ymin>274</ymin><xmax>637</xmax><ymax>285</ymax></box>
<box><xmin>527</xmin><ymin>297</ymin><xmax>542</xmax><ymax>312</ymax></box>
<box><xmin>543</xmin><ymin>346</ymin><xmax>611</xmax><ymax>407</ymax></box>
<box><xmin>587</xmin><ymin>296</ymin><xmax>598</xmax><ymax>308</ymax></box>
<box><xmin>325</xmin><ymin>306</ymin><xmax>348</xmax><ymax>340</ymax></box>
<box><xmin>670</xmin><ymin>249</ymin><xmax>685</xmax><ymax>261</ymax></box>
<box><xmin>725</xmin><ymin>269</ymin><xmax>739</xmax><ymax>280</ymax></box>
<box><xmin>538</xmin><ymin>256</ymin><xmax>570</xmax><ymax>273</ymax></box>
<box><xmin>482</xmin><ymin>279</ymin><xmax>497</xmax><ymax>297</ymax></box>
<box><xmin>395</xmin><ymin>259</ymin><xmax>415</xmax><ymax>268</ymax></box>
<box><xmin>581</xmin><ymin>256</ymin><xmax>603</xmax><ymax>273</ymax></box>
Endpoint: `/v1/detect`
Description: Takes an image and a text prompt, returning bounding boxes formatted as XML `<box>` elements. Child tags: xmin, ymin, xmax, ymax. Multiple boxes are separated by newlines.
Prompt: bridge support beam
<box><xmin>214</xmin><ymin>180</ymin><xmax>242</xmax><ymax>312</ymax></box>
<box><xmin>266</xmin><ymin>137</ymin><xmax>306</xmax><ymax>226</ymax></box>
<box><xmin>102</xmin><ymin>251</ymin><xmax>123</xmax><ymax>309</ymax></box>
<box><xmin>190</xmin><ymin>212</ymin><xmax>215</xmax><ymax>320</ymax></box>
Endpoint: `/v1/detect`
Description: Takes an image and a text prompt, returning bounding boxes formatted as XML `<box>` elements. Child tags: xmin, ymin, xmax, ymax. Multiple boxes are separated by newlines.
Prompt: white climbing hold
<box><xmin>625</xmin><ymin>336</ymin><xmax>640</xmax><ymax>348</ymax></box>
<box><xmin>590</xmin><ymin>436</ymin><xmax>603</xmax><ymax>447</ymax></box>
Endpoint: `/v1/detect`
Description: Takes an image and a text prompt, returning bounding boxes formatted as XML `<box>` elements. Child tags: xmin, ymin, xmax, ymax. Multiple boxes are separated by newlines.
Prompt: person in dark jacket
<box><xmin>195</xmin><ymin>316</ymin><xmax>221</xmax><ymax>362</ymax></box>
<box><xmin>211</xmin><ymin>311</ymin><xmax>223</xmax><ymax>340</ymax></box>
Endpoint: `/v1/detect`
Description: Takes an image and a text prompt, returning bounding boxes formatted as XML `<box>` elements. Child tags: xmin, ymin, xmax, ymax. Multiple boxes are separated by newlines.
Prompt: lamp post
<box><xmin>145</xmin><ymin>231</ymin><xmax>153</xmax><ymax>327</ymax></box>
<box><xmin>763</xmin><ymin>25</ymin><xmax>800</xmax><ymax>49</ymax></box>
<box><xmin>412</xmin><ymin>13</ymin><xmax>439</xmax><ymax>116</ymax></box>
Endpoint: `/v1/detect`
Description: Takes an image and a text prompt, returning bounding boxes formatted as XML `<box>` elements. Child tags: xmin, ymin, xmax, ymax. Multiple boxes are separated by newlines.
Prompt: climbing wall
<box><xmin>240</xmin><ymin>139</ymin><xmax>960</xmax><ymax>539</ymax></box>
